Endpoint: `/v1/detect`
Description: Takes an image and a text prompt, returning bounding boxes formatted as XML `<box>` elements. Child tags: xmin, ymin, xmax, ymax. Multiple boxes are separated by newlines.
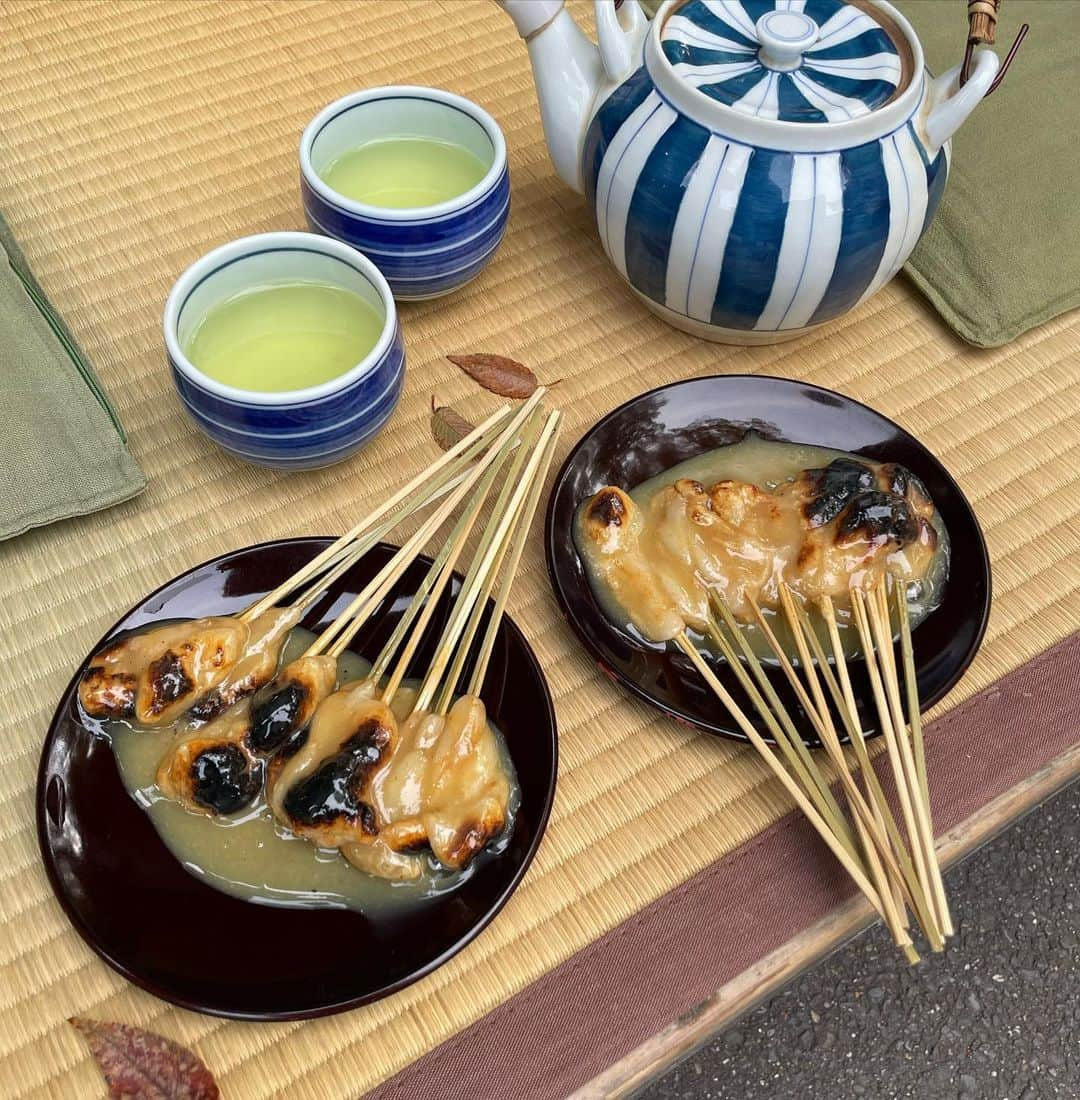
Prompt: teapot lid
<box><xmin>659</xmin><ymin>0</ymin><xmax>914</xmax><ymax>124</ymax></box>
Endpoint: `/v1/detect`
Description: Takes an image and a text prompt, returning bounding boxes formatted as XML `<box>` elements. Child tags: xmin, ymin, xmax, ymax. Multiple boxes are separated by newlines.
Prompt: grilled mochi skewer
<box><xmin>266</xmin><ymin>404</ymin><xmax>550</xmax><ymax>878</ymax></box>
<box><xmin>411</xmin><ymin>417</ymin><xmax>559</xmax><ymax>871</ymax></box>
<box><xmin>577</xmin><ymin>456</ymin><xmax>940</xmax><ymax>643</ymax></box>
<box><xmin>160</xmin><ymin>396</ymin><xmax>547</xmax><ymax>822</ymax></box>
<box><xmin>267</xmin><ymin>408</ymin><xmax>560</xmax><ymax>881</ymax></box>
<box><xmin>153</xmin><ymin>439</ymin><xmax>511</xmax><ymax>819</ymax></box>
<box><xmin>233</xmin><ymin>387</ymin><xmax>548</xmax><ymax>765</ymax></box>
<box><xmin>359</xmin><ymin>414</ymin><xmax>552</xmax><ymax>871</ymax></box>
<box><xmin>354</xmin><ymin>412</ymin><xmax>563</xmax><ymax>877</ymax></box>
<box><xmin>77</xmin><ymin>402</ymin><xmax>529</xmax><ymax>729</ymax></box>
<box><xmin>80</xmin><ymin>617</ymin><xmax>249</xmax><ymax>726</ymax></box>
<box><xmin>79</xmin><ymin>532</ymin><xmax>372</xmax><ymax>730</ymax></box>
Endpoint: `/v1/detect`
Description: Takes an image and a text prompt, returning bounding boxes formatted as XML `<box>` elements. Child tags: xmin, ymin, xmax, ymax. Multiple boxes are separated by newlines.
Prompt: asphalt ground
<box><xmin>640</xmin><ymin>782</ymin><xmax>1080</xmax><ymax>1100</ymax></box>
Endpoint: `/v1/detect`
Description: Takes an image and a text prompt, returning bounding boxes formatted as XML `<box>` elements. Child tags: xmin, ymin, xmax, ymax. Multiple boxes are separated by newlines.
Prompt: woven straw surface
<box><xmin>0</xmin><ymin>2</ymin><xmax>1077</xmax><ymax>1095</ymax></box>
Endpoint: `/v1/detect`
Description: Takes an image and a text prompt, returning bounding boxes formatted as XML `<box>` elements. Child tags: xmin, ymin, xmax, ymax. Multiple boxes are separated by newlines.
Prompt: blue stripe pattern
<box><xmin>172</xmin><ymin>323</ymin><xmax>404</xmax><ymax>469</ymax></box>
<box><xmin>301</xmin><ymin>95</ymin><xmax>509</xmax><ymax>300</ymax></box>
<box><xmin>808</xmin><ymin>139</ymin><xmax>889</xmax><ymax>325</ymax></box>
<box><xmin>303</xmin><ymin>168</ymin><xmax>509</xmax><ymax>301</ymax></box>
<box><xmin>624</xmin><ymin>116</ymin><xmax>712</xmax><ymax>304</ymax></box>
<box><xmin>582</xmin><ymin>66</ymin><xmax>654</xmax><ymax>215</ymax></box>
<box><xmin>710</xmin><ymin>147</ymin><xmax>792</xmax><ymax>328</ymax></box>
<box><xmin>581</xmin><ymin>36</ymin><xmax>950</xmax><ymax>337</ymax></box>
<box><xmin>679</xmin><ymin>1</ymin><xmax>758</xmax><ymax>49</ymax></box>
<box><xmin>662</xmin><ymin>0</ymin><xmax>901</xmax><ymax>123</ymax></box>
<box><xmin>171</xmin><ymin>241</ymin><xmax>406</xmax><ymax>469</ymax></box>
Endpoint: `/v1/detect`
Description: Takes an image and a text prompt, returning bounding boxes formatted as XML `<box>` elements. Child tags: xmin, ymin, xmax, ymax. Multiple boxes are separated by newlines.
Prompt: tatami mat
<box><xmin>0</xmin><ymin>2</ymin><xmax>1077</xmax><ymax>1096</ymax></box>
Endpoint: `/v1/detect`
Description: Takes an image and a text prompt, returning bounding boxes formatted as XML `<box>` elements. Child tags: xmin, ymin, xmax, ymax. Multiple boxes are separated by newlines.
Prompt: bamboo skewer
<box><xmin>709</xmin><ymin>596</ymin><xmax>846</xmax><ymax>833</ymax></box>
<box><xmin>281</xmin><ymin>533</ymin><xmax>391</xmax><ymax>626</ymax></box>
<box><xmin>239</xmin><ymin>396</ymin><xmax>541</xmax><ymax>622</ymax></box>
<box><xmin>745</xmin><ymin>596</ymin><xmax>831</xmax><ymax>745</ymax></box>
<box><xmin>413</xmin><ymin>411</ymin><xmax>562</xmax><ymax>716</ymax></box>
<box><xmin>894</xmin><ymin>582</ymin><xmax>929</xmax><ymax>813</ymax></box>
<box><xmin>319</xmin><ymin>450</ymin><xmax>503</xmax><ymax>661</ymax></box>
<box><xmin>866</xmin><ymin>584</ymin><xmax>952</xmax><ymax>938</ymax></box>
<box><xmin>434</xmin><ymin>415</ymin><xmax>550</xmax><ymax>712</ymax></box>
<box><xmin>741</xmin><ymin>592</ymin><xmax>929</xmax><ymax>925</ymax></box>
<box><xmin>894</xmin><ymin>583</ymin><xmax>952</xmax><ymax>936</ymax></box>
<box><xmin>810</xmin><ymin>615</ymin><xmax>944</xmax><ymax>945</ymax></box>
<box><xmin>466</xmin><ymin>426</ymin><xmax>560</xmax><ymax>699</ymax></box>
<box><xmin>683</xmin><ymin>573</ymin><xmax>952</xmax><ymax>960</ymax></box>
<box><xmin>703</xmin><ymin>609</ymin><xmax>914</xmax><ymax>954</ymax></box>
<box><xmin>282</xmin><ymin>476</ymin><xmax>468</xmax><ymax>621</ymax></box>
<box><xmin>360</xmin><ymin>412</ymin><xmax>542</xmax><ymax>688</ymax></box>
<box><xmin>850</xmin><ymin>588</ymin><xmax>943</xmax><ymax>950</ymax></box>
<box><xmin>819</xmin><ymin>595</ymin><xmax>912</xmax><ymax>928</ymax></box>
<box><xmin>864</xmin><ymin>584</ymin><xmax>943</xmax><ymax>927</ymax></box>
<box><xmin>674</xmin><ymin>633</ymin><xmax>889</xmax><ymax>923</ymax></box>
<box><xmin>775</xmin><ymin>587</ymin><xmax>915</xmax><ymax>954</ymax></box>
<box><xmin>739</xmin><ymin>594</ymin><xmax>925</xmax><ymax>928</ymax></box>
<box><xmin>373</xmin><ymin>443</ymin><xmax>513</xmax><ymax>700</ymax></box>
<box><xmin>281</xmin><ymin>533</ymin><xmax>430</xmax><ymax>662</ymax></box>
<box><xmin>780</xmin><ymin>592</ymin><xmax>919</xmax><ymax>926</ymax></box>
<box><xmin>786</xmin><ymin>597</ymin><xmax>856</xmax><ymax>736</ymax></box>
<box><xmin>380</xmin><ymin>409</ymin><xmax>546</xmax><ymax>705</ymax></box>
<box><xmin>705</xmin><ymin>601</ymin><xmax>857</xmax><ymax>859</ymax></box>
<box><xmin>302</xmin><ymin>397</ymin><xmax>543</xmax><ymax>660</ymax></box>
<box><xmin>778</xmin><ymin>594</ymin><xmax>920</xmax><ymax>924</ymax></box>
<box><xmin>364</xmin><ymin>419</ymin><xmax>531</xmax><ymax>692</ymax></box>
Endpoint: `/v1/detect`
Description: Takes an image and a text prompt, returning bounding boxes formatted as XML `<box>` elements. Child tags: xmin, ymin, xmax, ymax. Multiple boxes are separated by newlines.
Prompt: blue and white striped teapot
<box><xmin>499</xmin><ymin>0</ymin><xmax>1000</xmax><ymax>344</ymax></box>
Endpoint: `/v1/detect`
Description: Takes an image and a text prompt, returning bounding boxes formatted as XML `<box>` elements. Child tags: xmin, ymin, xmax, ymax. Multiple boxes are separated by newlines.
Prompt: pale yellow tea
<box><xmin>187</xmin><ymin>282</ymin><xmax>383</xmax><ymax>393</ymax></box>
<box><xmin>321</xmin><ymin>136</ymin><xmax>488</xmax><ymax>208</ymax></box>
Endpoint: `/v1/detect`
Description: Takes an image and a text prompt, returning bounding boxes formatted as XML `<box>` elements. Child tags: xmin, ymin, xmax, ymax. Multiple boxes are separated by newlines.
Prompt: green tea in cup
<box><xmin>186</xmin><ymin>282</ymin><xmax>382</xmax><ymax>393</ymax></box>
<box><xmin>320</xmin><ymin>136</ymin><xmax>488</xmax><ymax>209</ymax></box>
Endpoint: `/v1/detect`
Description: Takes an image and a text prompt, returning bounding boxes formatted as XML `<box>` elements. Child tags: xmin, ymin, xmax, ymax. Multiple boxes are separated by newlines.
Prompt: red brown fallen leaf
<box><xmin>446</xmin><ymin>353</ymin><xmax>540</xmax><ymax>399</ymax></box>
<box><xmin>430</xmin><ymin>396</ymin><xmax>476</xmax><ymax>452</ymax></box>
<box><xmin>69</xmin><ymin>1018</ymin><xmax>220</xmax><ymax>1100</ymax></box>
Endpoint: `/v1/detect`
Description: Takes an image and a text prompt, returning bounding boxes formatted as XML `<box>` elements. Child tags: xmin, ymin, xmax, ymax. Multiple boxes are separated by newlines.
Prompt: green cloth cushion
<box><xmin>0</xmin><ymin>213</ymin><xmax>145</xmax><ymax>540</ymax></box>
<box><xmin>906</xmin><ymin>0</ymin><xmax>1078</xmax><ymax>347</ymax></box>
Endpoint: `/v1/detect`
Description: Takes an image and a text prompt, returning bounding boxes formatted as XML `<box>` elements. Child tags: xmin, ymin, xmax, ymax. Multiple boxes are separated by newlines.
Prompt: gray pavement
<box><xmin>640</xmin><ymin>783</ymin><xmax>1080</xmax><ymax>1100</ymax></box>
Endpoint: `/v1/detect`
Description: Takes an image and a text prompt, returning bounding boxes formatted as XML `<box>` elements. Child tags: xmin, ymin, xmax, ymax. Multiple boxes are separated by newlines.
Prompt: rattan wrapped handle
<box><xmin>967</xmin><ymin>0</ymin><xmax>1000</xmax><ymax>45</ymax></box>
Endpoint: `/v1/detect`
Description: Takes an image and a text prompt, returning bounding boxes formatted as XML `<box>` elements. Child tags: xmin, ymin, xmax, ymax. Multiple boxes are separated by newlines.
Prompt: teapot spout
<box><xmin>496</xmin><ymin>1</ymin><xmax>605</xmax><ymax>194</ymax></box>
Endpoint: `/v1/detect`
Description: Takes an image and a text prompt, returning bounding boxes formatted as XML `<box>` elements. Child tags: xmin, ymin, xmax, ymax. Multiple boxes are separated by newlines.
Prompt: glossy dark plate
<box><xmin>37</xmin><ymin>538</ymin><xmax>557</xmax><ymax>1020</ymax></box>
<box><xmin>545</xmin><ymin>375</ymin><xmax>991</xmax><ymax>743</ymax></box>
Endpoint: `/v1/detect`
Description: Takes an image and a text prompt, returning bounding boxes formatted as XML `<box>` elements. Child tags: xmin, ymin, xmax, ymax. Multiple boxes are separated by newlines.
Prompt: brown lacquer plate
<box><xmin>37</xmin><ymin>539</ymin><xmax>557</xmax><ymax>1020</ymax></box>
<box><xmin>545</xmin><ymin>375</ymin><xmax>991</xmax><ymax>743</ymax></box>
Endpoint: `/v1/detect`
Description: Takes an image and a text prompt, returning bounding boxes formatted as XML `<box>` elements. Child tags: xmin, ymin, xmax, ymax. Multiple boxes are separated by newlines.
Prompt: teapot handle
<box><xmin>595</xmin><ymin>0</ymin><xmax>647</xmax><ymax>85</ymax></box>
<box><xmin>923</xmin><ymin>47</ymin><xmax>1000</xmax><ymax>154</ymax></box>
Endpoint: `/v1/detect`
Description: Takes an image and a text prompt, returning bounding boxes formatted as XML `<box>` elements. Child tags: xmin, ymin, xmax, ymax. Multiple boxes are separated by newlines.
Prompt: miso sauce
<box><xmin>576</xmin><ymin>435</ymin><xmax>950</xmax><ymax>664</ymax></box>
<box><xmin>106</xmin><ymin>627</ymin><xmax>520</xmax><ymax>914</ymax></box>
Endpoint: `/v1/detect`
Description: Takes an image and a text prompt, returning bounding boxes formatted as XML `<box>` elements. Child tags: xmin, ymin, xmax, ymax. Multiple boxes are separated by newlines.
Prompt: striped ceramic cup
<box><xmin>164</xmin><ymin>232</ymin><xmax>404</xmax><ymax>470</ymax></box>
<box><xmin>300</xmin><ymin>86</ymin><xmax>510</xmax><ymax>301</ymax></box>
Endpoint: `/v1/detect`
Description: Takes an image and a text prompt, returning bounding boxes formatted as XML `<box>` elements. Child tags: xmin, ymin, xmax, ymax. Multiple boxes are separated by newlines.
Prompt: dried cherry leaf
<box><xmin>69</xmin><ymin>1017</ymin><xmax>220</xmax><ymax>1100</ymax></box>
<box><xmin>430</xmin><ymin>397</ymin><xmax>476</xmax><ymax>452</ymax></box>
<box><xmin>446</xmin><ymin>353</ymin><xmax>539</xmax><ymax>399</ymax></box>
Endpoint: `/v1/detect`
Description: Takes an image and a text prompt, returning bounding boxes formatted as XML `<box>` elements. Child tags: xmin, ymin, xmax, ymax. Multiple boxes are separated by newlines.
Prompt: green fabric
<box><xmin>0</xmin><ymin>214</ymin><xmax>146</xmax><ymax>540</ymax></box>
<box><xmin>905</xmin><ymin>0</ymin><xmax>1079</xmax><ymax>347</ymax></box>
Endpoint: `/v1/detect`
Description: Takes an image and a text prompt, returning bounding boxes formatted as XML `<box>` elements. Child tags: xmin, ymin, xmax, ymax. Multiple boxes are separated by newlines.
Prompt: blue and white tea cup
<box><xmin>299</xmin><ymin>86</ymin><xmax>510</xmax><ymax>301</ymax></box>
<box><xmin>163</xmin><ymin>231</ymin><xmax>405</xmax><ymax>470</ymax></box>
